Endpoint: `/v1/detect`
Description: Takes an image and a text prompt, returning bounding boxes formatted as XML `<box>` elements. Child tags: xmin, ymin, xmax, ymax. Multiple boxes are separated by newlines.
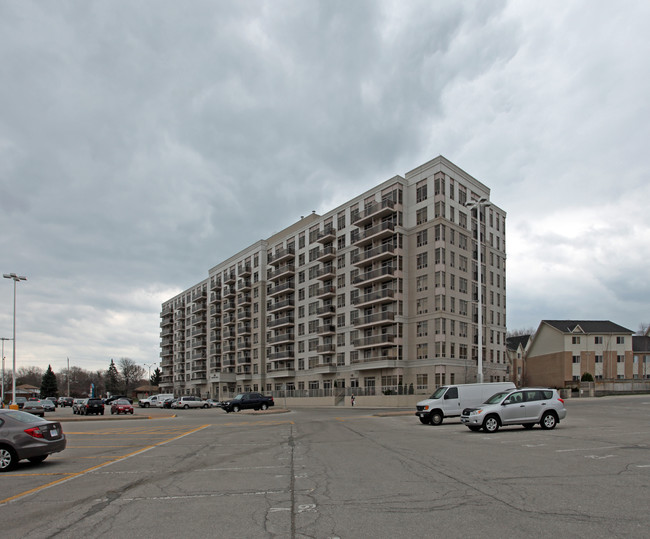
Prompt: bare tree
<box><xmin>16</xmin><ymin>366</ymin><xmax>44</xmax><ymax>387</ymax></box>
<box><xmin>636</xmin><ymin>323</ymin><xmax>649</xmax><ymax>336</ymax></box>
<box><xmin>118</xmin><ymin>357</ymin><xmax>145</xmax><ymax>396</ymax></box>
<box><xmin>507</xmin><ymin>327</ymin><xmax>536</xmax><ymax>338</ymax></box>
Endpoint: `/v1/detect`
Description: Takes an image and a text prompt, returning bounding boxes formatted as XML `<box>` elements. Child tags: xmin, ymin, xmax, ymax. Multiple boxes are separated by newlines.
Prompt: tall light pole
<box><xmin>464</xmin><ymin>200</ymin><xmax>490</xmax><ymax>384</ymax></box>
<box><xmin>3</xmin><ymin>273</ymin><xmax>27</xmax><ymax>404</ymax></box>
<box><xmin>1</xmin><ymin>337</ymin><xmax>13</xmax><ymax>406</ymax></box>
<box><xmin>144</xmin><ymin>362</ymin><xmax>157</xmax><ymax>386</ymax></box>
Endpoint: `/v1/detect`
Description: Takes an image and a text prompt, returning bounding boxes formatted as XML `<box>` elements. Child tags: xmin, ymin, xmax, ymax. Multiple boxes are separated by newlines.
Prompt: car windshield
<box><xmin>483</xmin><ymin>391</ymin><xmax>512</xmax><ymax>405</ymax></box>
<box><xmin>233</xmin><ymin>394</ymin><xmax>244</xmax><ymax>401</ymax></box>
<box><xmin>428</xmin><ymin>387</ymin><xmax>447</xmax><ymax>400</ymax></box>
<box><xmin>115</xmin><ymin>400</ymin><xmax>130</xmax><ymax>405</ymax></box>
<box><xmin>1</xmin><ymin>410</ymin><xmax>45</xmax><ymax>423</ymax></box>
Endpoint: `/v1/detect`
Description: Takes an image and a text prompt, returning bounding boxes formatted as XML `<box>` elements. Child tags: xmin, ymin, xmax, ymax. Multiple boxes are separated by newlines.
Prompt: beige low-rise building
<box><xmin>525</xmin><ymin>320</ymin><xmax>638</xmax><ymax>388</ymax></box>
<box><xmin>159</xmin><ymin>156</ymin><xmax>508</xmax><ymax>400</ymax></box>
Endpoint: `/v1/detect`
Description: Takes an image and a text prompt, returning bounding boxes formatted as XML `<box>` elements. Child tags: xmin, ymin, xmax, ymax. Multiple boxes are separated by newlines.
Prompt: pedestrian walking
<box><xmin>351</xmin><ymin>395</ymin><xmax>355</xmax><ymax>407</ymax></box>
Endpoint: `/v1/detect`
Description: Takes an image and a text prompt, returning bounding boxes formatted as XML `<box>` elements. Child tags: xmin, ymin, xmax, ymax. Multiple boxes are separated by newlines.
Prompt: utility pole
<box><xmin>1</xmin><ymin>337</ymin><xmax>13</xmax><ymax>406</ymax></box>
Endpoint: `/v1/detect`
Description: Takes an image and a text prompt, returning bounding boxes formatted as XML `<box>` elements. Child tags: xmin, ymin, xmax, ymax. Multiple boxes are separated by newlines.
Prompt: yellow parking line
<box><xmin>1</xmin><ymin>472</ymin><xmax>76</xmax><ymax>477</ymax></box>
<box><xmin>0</xmin><ymin>424</ymin><xmax>210</xmax><ymax>505</ymax></box>
<box><xmin>219</xmin><ymin>420</ymin><xmax>295</xmax><ymax>427</ymax></box>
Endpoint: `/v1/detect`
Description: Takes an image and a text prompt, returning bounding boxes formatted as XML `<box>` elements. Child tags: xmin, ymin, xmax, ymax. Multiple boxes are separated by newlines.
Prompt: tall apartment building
<box><xmin>159</xmin><ymin>156</ymin><xmax>508</xmax><ymax>400</ymax></box>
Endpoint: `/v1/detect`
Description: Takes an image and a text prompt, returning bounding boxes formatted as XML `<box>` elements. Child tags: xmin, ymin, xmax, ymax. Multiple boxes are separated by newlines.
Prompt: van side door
<box><xmin>442</xmin><ymin>386</ymin><xmax>461</xmax><ymax>417</ymax></box>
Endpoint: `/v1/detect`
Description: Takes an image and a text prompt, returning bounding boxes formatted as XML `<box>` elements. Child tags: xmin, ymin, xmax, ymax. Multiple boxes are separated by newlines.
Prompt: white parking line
<box><xmin>556</xmin><ymin>445</ymin><xmax>620</xmax><ymax>453</ymax></box>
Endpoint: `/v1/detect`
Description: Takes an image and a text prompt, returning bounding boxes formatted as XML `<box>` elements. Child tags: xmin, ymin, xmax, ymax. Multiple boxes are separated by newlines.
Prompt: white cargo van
<box><xmin>415</xmin><ymin>382</ymin><xmax>515</xmax><ymax>425</ymax></box>
<box><xmin>138</xmin><ymin>394</ymin><xmax>173</xmax><ymax>408</ymax></box>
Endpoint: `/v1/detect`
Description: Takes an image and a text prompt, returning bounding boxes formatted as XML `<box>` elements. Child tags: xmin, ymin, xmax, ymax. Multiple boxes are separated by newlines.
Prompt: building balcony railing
<box><xmin>268</xmin><ymin>332</ymin><xmax>295</xmax><ymax>345</ymax></box>
<box><xmin>315</xmin><ymin>226</ymin><xmax>337</xmax><ymax>244</ymax></box>
<box><xmin>268</xmin><ymin>264</ymin><xmax>295</xmax><ymax>281</ymax></box>
<box><xmin>238</xmin><ymin>264</ymin><xmax>252</xmax><ymax>277</ymax></box>
<box><xmin>352</xmin><ymin>289</ymin><xmax>395</xmax><ymax>307</ymax></box>
<box><xmin>210</xmin><ymin>318</ymin><xmax>220</xmax><ymax>329</ymax></box>
<box><xmin>268</xmin><ymin>281</ymin><xmax>295</xmax><ymax>297</ymax></box>
<box><xmin>352</xmin><ymin>265</ymin><xmax>395</xmax><ymax>285</ymax></box>
<box><xmin>223</xmin><ymin>328</ymin><xmax>236</xmax><ymax>339</ymax></box>
<box><xmin>223</xmin><ymin>343</ymin><xmax>236</xmax><ymax>353</ymax></box>
<box><xmin>317</xmin><ymin>343</ymin><xmax>336</xmax><ymax>354</ymax></box>
<box><xmin>237</xmin><ymin>295</ymin><xmax>252</xmax><ymax>305</ymax></box>
<box><xmin>316</xmin><ymin>285</ymin><xmax>336</xmax><ymax>299</ymax></box>
<box><xmin>192</xmin><ymin>302</ymin><xmax>207</xmax><ymax>314</ymax></box>
<box><xmin>268</xmin><ymin>247</ymin><xmax>295</xmax><ymax>265</ymax></box>
<box><xmin>266</xmin><ymin>364</ymin><xmax>296</xmax><ymax>377</ymax></box>
<box><xmin>191</xmin><ymin>290</ymin><xmax>207</xmax><ymax>302</ymax></box>
<box><xmin>224</xmin><ymin>272</ymin><xmax>236</xmax><ymax>285</ymax></box>
<box><xmin>352</xmin><ymin>243</ymin><xmax>396</xmax><ymax>266</ymax></box>
<box><xmin>315</xmin><ymin>265</ymin><xmax>336</xmax><ymax>280</ymax></box>
<box><xmin>316</xmin><ymin>324</ymin><xmax>336</xmax><ymax>335</ymax></box>
<box><xmin>210</xmin><ymin>331</ymin><xmax>221</xmax><ymax>342</ymax></box>
<box><xmin>237</xmin><ymin>324</ymin><xmax>251</xmax><ymax>335</ymax></box>
<box><xmin>350</xmin><ymin>351</ymin><xmax>398</xmax><ymax>364</ymax></box>
<box><xmin>238</xmin><ymin>339</ymin><xmax>251</xmax><ymax>349</ymax></box>
<box><xmin>237</xmin><ymin>310</ymin><xmax>252</xmax><ymax>320</ymax></box>
<box><xmin>237</xmin><ymin>353</ymin><xmax>252</xmax><ymax>364</ymax></box>
<box><xmin>191</xmin><ymin>326</ymin><xmax>206</xmax><ymax>337</ymax></box>
<box><xmin>316</xmin><ymin>245</ymin><xmax>337</xmax><ymax>262</ymax></box>
<box><xmin>316</xmin><ymin>304</ymin><xmax>336</xmax><ymax>317</ymax></box>
<box><xmin>352</xmin><ymin>334</ymin><xmax>395</xmax><ymax>348</ymax></box>
<box><xmin>268</xmin><ymin>298</ymin><xmax>295</xmax><ymax>313</ymax></box>
<box><xmin>210</xmin><ymin>304</ymin><xmax>221</xmax><ymax>315</ymax></box>
<box><xmin>238</xmin><ymin>279</ymin><xmax>252</xmax><ymax>291</ymax></box>
<box><xmin>268</xmin><ymin>350</ymin><xmax>295</xmax><ymax>361</ymax></box>
<box><xmin>223</xmin><ymin>314</ymin><xmax>236</xmax><ymax>326</ymax></box>
<box><xmin>353</xmin><ymin>312</ymin><xmax>396</xmax><ymax>328</ymax></box>
<box><xmin>268</xmin><ymin>315</ymin><xmax>294</xmax><ymax>329</ymax></box>
<box><xmin>210</xmin><ymin>277</ymin><xmax>222</xmax><ymax>290</ymax></box>
<box><xmin>351</xmin><ymin>198</ymin><xmax>396</xmax><ymax>227</ymax></box>
<box><xmin>223</xmin><ymin>300</ymin><xmax>236</xmax><ymax>312</ymax></box>
<box><xmin>351</xmin><ymin>221</ymin><xmax>395</xmax><ymax>246</ymax></box>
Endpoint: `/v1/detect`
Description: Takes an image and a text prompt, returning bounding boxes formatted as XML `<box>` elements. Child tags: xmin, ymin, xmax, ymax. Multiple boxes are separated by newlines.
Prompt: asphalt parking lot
<box><xmin>1</xmin><ymin>396</ymin><xmax>649</xmax><ymax>538</ymax></box>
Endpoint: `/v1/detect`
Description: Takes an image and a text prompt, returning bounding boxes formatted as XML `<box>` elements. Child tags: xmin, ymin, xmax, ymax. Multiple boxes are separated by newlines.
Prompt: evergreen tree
<box><xmin>150</xmin><ymin>367</ymin><xmax>162</xmax><ymax>387</ymax></box>
<box><xmin>40</xmin><ymin>365</ymin><xmax>59</xmax><ymax>398</ymax></box>
<box><xmin>105</xmin><ymin>359</ymin><xmax>120</xmax><ymax>395</ymax></box>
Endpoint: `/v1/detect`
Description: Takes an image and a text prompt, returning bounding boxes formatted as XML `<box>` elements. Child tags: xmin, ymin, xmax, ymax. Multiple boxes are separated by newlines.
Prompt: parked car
<box><xmin>220</xmin><ymin>392</ymin><xmax>274</xmax><ymax>413</ymax></box>
<box><xmin>58</xmin><ymin>397</ymin><xmax>74</xmax><ymax>407</ymax></box>
<box><xmin>40</xmin><ymin>400</ymin><xmax>56</xmax><ymax>413</ymax></box>
<box><xmin>0</xmin><ymin>409</ymin><xmax>67</xmax><ymax>471</ymax></box>
<box><xmin>460</xmin><ymin>388</ymin><xmax>567</xmax><ymax>433</ymax></box>
<box><xmin>44</xmin><ymin>397</ymin><xmax>58</xmax><ymax>408</ymax></box>
<box><xmin>78</xmin><ymin>398</ymin><xmax>105</xmax><ymax>416</ymax></box>
<box><xmin>72</xmin><ymin>399</ymin><xmax>85</xmax><ymax>414</ymax></box>
<box><xmin>171</xmin><ymin>396</ymin><xmax>209</xmax><ymax>409</ymax></box>
<box><xmin>105</xmin><ymin>395</ymin><xmax>132</xmax><ymax>405</ymax></box>
<box><xmin>110</xmin><ymin>399</ymin><xmax>134</xmax><ymax>415</ymax></box>
<box><xmin>22</xmin><ymin>401</ymin><xmax>45</xmax><ymax>418</ymax></box>
<box><xmin>138</xmin><ymin>394</ymin><xmax>173</xmax><ymax>408</ymax></box>
<box><xmin>415</xmin><ymin>382</ymin><xmax>516</xmax><ymax>425</ymax></box>
<box><xmin>205</xmin><ymin>399</ymin><xmax>221</xmax><ymax>408</ymax></box>
<box><xmin>161</xmin><ymin>397</ymin><xmax>176</xmax><ymax>409</ymax></box>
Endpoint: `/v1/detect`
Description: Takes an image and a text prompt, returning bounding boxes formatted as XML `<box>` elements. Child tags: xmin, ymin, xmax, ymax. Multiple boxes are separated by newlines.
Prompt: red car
<box><xmin>110</xmin><ymin>399</ymin><xmax>134</xmax><ymax>415</ymax></box>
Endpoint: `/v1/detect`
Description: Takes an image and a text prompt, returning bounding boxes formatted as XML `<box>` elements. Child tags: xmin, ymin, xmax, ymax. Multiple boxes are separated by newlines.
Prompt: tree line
<box><xmin>1</xmin><ymin>357</ymin><xmax>163</xmax><ymax>401</ymax></box>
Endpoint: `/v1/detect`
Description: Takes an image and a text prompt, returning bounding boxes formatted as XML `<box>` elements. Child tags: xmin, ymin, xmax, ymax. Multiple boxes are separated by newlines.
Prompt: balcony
<box><xmin>160</xmin><ymin>316</ymin><xmax>173</xmax><ymax>328</ymax></box>
<box><xmin>269</xmin><ymin>247</ymin><xmax>295</xmax><ymax>265</ymax></box>
<box><xmin>192</xmin><ymin>302</ymin><xmax>206</xmax><ymax>314</ymax></box>
<box><xmin>237</xmin><ymin>323</ymin><xmax>251</xmax><ymax>335</ymax></box>
<box><xmin>350</xmin><ymin>351</ymin><xmax>398</xmax><ymax>367</ymax></box>
<box><xmin>223</xmin><ymin>314</ymin><xmax>236</xmax><ymax>326</ymax></box>
<box><xmin>268</xmin><ymin>332</ymin><xmax>295</xmax><ymax>345</ymax></box>
<box><xmin>160</xmin><ymin>326</ymin><xmax>173</xmax><ymax>337</ymax></box>
<box><xmin>351</xmin><ymin>198</ymin><xmax>396</xmax><ymax>227</ymax></box>
<box><xmin>191</xmin><ymin>326</ymin><xmax>206</xmax><ymax>337</ymax></box>
<box><xmin>223</xmin><ymin>342</ymin><xmax>236</xmax><ymax>353</ymax></box>
<box><xmin>317</xmin><ymin>343</ymin><xmax>336</xmax><ymax>354</ymax></box>
<box><xmin>223</xmin><ymin>286</ymin><xmax>236</xmax><ymax>298</ymax></box>
<box><xmin>268</xmin><ymin>349</ymin><xmax>295</xmax><ymax>361</ymax></box>
<box><xmin>210</xmin><ymin>331</ymin><xmax>221</xmax><ymax>343</ymax></box>
<box><xmin>316</xmin><ymin>245</ymin><xmax>337</xmax><ymax>262</ymax></box>
<box><xmin>191</xmin><ymin>314</ymin><xmax>207</xmax><ymax>325</ymax></box>
<box><xmin>223</xmin><ymin>300</ymin><xmax>236</xmax><ymax>312</ymax></box>
<box><xmin>316</xmin><ymin>324</ymin><xmax>336</xmax><ymax>335</ymax></box>
<box><xmin>210</xmin><ymin>304</ymin><xmax>222</xmax><ymax>316</ymax></box>
<box><xmin>191</xmin><ymin>290</ymin><xmax>207</xmax><ymax>302</ymax></box>
<box><xmin>268</xmin><ymin>281</ymin><xmax>295</xmax><ymax>298</ymax></box>
<box><xmin>315</xmin><ymin>265</ymin><xmax>336</xmax><ymax>280</ymax></box>
<box><xmin>352</xmin><ymin>334</ymin><xmax>395</xmax><ymax>348</ymax></box>
<box><xmin>225</xmin><ymin>272</ymin><xmax>236</xmax><ymax>285</ymax></box>
<box><xmin>238</xmin><ymin>264</ymin><xmax>252</xmax><ymax>277</ymax></box>
<box><xmin>268</xmin><ymin>315</ymin><xmax>294</xmax><ymax>329</ymax></box>
<box><xmin>210</xmin><ymin>318</ymin><xmax>220</xmax><ymax>329</ymax></box>
<box><xmin>308</xmin><ymin>358</ymin><xmax>337</xmax><ymax>373</ymax></box>
<box><xmin>210</xmin><ymin>277</ymin><xmax>222</xmax><ymax>290</ymax></box>
<box><xmin>223</xmin><ymin>328</ymin><xmax>236</xmax><ymax>339</ymax></box>
<box><xmin>352</xmin><ymin>221</ymin><xmax>395</xmax><ymax>247</ymax></box>
<box><xmin>268</xmin><ymin>298</ymin><xmax>295</xmax><ymax>313</ymax></box>
<box><xmin>352</xmin><ymin>243</ymin><xmax>396</xmax><ymax>266</ymax></box>
<box><xmin>352</xmin><ymin>265</ymin><xmax>395</xmax><ymax>286</ymax></box>
<box><xmin>352</xmin><ymin>289</ymin><xmax>395</xmax><ymax>307</ymax></box>
<box><xmin>237</xmin><ymin>294</ymin><xmax>252</xmax><ymax>305</ymax></box>
<box><xmin>191</xmin><ymin>338</ymin><xmax>206</xmax><ymax>349</ymax></box>
<box><xmin>266</xmin><ymin>364</ymin><xmax>296</xmax><ymax>378</ymax></box>
<box><xmin>237</xmin><ymin>309</ymin><xmax>252</xmax><ymax>320</ymax></box>
<box><xmin>353</xmin><ymin>311</ymin><xmax>395</xmax><ymax>328</ymax></box>
<box><xmin>237</xmin><ymin>353</ymin><xmax>252</xmax><ymax>364</ymax></box>
<box><xmin>238</xmin><ymin>279</ymin><xmax>252</xmax><ymax>292</ymax></box>
<box><xmin>268</xmin><ymin>264</ymin><xmax>295</xmax><ymax>281</ymax></box>
<box><xmin>316</xmin><ymin>285</ymin><xmax>336</xmax><ymax>299</ymax></box>
<box><xmin>316</xmin><ymin>304</ymin><xmax>336</xmax><ymax>317</ymax></box>
<box><xmin>210</xmin><ymin>292</ymin><xmax>221</xmax><ymax>303</ymax></box>
<box><xmin>316</xmin><ymin>226</ymin><xmax>336</xmax><ymax>243</ymax></box>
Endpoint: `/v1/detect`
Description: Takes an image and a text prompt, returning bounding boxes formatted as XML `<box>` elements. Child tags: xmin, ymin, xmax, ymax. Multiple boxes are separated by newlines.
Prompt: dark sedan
<box><xmin>22</xmin><ymin>401</ymin><xmax>46</xmax><ymax>418</ymax></box>
<box><xmin>0</xmin><ymin>409</ymin><xmax>67</xmax><ymax>471</ymax></box>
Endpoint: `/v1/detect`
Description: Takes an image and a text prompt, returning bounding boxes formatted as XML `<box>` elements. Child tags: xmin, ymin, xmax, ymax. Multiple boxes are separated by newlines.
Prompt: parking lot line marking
<box><xmin>218</xmin><ymin>420</ymin><xmax>295</xmax><ymax>426</ymax></box>
<box><xmin>556</xmin><ymin>445</ymin><xmax>621</xmax><ymax>453</ymax></box>
<box><xmin>0</xmin><ymin>424</ymin><xmax>210</xmax><ymax>506</ymax></box>
<box><xmin>1</xmin><ymin>472</ymin><xmax>76</xmax><ymax>477</ymax></box>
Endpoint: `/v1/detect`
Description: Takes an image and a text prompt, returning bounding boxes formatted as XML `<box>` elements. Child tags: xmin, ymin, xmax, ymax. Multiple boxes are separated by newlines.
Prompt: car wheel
<box><xmin>523</xmin><ymin>423</ymin><xmax>535</xmax><ymax>429</ymax></box>
<box><xmin>468</xmin><ymin>426</ymin><xmax>481</xmax><ymax>432</ymax></box>
<box><xmin>144</xmin><ymin>403</ymin><xmax>150</xmax><ymax>408</ymax></box>
<box><xmin>203</xmin><ymin>404</ymin><xmax>209</xmax><ymax>409</ymax></box>
<box><xmin>0</xmin><ymin>445</ymin><xmax>18</xmax><ymax>472</ymax></box>
<box><xmin>430</xmin><ymin>411</ymin><xmax>443</xmax><ymax>425</ymax></box>
<box><xmin>28</xmin><ymin>455</ymin><xmax>47</xmax><ymax>464</ymax></box>
<box><xmin>483</xmin><ymin>415</ymin><xmax>500</xmax><ymax>433</ymax></box>
<box><xmin>419</xmin><ymin>416</ymin><xmax>429</xmax><ymax>425</ymax></box>
<box><xmin>184</xmin><ymin>404</ymin><xmax>189</xmax><ymax>409</ymax></box>
<box><xmin>130</xmin><ymin>410</ymin><xmax>134</xmax><ymax>414</ymax></box>
<box><xmin>261</xmin><ymin>404</ymin><xmax>268</xmax><ymax>411</ymax></box>
<box><xmin>233</xmin><ymin>405</ymin><xmax>240</xmax><ymax>413</ymax></box>
<box><xmin>540</xmin><ymin>412</ymin><xmax>557</xmax><ymax>430</ymax></box>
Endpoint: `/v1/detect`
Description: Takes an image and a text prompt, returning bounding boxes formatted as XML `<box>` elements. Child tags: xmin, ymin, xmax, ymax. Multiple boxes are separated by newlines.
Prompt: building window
<box><xmin>416</xmin><ymin>321</ymin><xmax>428</xmax><ymax>337</ymax></box>
<box><xmin>416</xmin><ymin>374</ymin><xmax>428</xmax><ymax>390</ymax></box>
<box><xmin>416</xmin><ymin>252</ymin><xmax>428</xmax><ymax>269</ymax></box>
<box><xmin>416</xmin><ymin>180</ymin><xmax>427</xmax><ymax>203</ymax></box>
<box><xmin>572</xmin><ymin>355</ymin><xmax>581</xmax><ymax>364</ymax></box>
<box><xmin>572</xmin><ymin>336</ymin><xmax>581</xmax><ymax>344</ymax></box>
<box><xmin>416</xmin><ymin>230</ymin><xmax>428</xmax><ymax>247</ymax></box>
<box><xmin>416</xmin><ymin>207</ymin><xmax>427</xmax><ymax>225</ymax></box>
<box><xmin>617</xmin><ymin>355</ymin><xmax>625</xmax><ymax>363</ymax></box>
<box><xmin>617</xmin><ymin>336</ymin><xmax>625</xmax><ymax>344</ymax></box>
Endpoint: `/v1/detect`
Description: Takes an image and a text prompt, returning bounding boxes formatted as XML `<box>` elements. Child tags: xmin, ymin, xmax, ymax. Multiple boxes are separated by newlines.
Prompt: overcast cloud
<box><xmin>1</xmin><ymin>0</ymin><xmax>648</xmax><ymax>373</ymax></box>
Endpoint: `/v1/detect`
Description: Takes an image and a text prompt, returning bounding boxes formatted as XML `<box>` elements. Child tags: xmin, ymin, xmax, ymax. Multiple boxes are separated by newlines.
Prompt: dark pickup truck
<box><xmin>221</xmin><ymin>392</ymin><xmax>274</xmax><ymax>413</ymax></box>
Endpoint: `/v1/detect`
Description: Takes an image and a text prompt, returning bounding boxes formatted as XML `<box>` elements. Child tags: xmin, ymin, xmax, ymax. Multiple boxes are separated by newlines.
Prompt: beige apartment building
<box><xmin>159</xmin><ymin>156</ymin><xmax>508</xmax><ymax>400</ymax></box>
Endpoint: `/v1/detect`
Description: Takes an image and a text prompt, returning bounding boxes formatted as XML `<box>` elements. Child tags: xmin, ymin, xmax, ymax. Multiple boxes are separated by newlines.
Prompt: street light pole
<box><xmin>464</xmin><ymin>200</ymin><xmax>490</xmax><ymax>384</ymax></box>
<box><xmin>3</xmin><ymin>273</ymin><xmax>27</xmax><ymax>404</ymax></box>
<box><xmin>144</xmin><ymin>363</ymin><xmax>157</xmax><ymax>386</ymax></box>
<box><xmin>1</xmin><ymin>337</ymin><xmax>13</xmax><ymax>406</ymax></box>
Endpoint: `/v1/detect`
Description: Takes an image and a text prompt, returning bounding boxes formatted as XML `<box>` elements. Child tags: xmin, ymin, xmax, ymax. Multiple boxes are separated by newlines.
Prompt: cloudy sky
<box><xmin>1</xmin><ymin>0</ymin><xmax>649</xmax><ymax>374</ymax></box>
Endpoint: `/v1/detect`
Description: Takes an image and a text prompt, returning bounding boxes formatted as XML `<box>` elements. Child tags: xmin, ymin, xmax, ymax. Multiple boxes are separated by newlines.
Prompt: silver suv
<box><xmin>460</xmin><ymin>388</ymin><xmax>566</xmax><ymax>433</ymax></box>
